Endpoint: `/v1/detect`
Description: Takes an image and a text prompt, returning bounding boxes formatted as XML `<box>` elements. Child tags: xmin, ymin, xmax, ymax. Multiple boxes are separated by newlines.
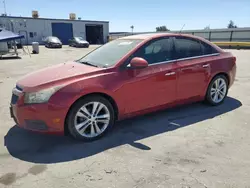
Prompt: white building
<box><xmin>0</xmin><ymin>16</ymin><xmax>109</xmax><ymax>45</ymax></box>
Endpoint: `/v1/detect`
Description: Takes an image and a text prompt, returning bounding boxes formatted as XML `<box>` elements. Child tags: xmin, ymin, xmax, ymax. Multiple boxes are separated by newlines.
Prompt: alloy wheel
<box><xmin>74</xmin><ymin>102</ymin><xmax>110</xmax><ymax>138</ymax></box>
<box><xmin>210</xmin><ymin>78</ymin><xmax>227</xmax><ymax>103</ymax></box>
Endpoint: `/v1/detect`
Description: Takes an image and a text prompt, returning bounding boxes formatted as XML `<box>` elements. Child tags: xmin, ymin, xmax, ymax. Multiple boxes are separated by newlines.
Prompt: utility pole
<box><xmin>3</xmin><ymin>0</ymin><xmax>7</xmax><ymax>15</ymax></box>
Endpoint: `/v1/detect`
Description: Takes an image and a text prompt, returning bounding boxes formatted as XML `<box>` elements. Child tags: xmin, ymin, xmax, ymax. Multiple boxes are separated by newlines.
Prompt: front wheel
<box><xmin>66</xmin><ymin>96</ymin><xmax>115</xmax><ymax>141</ymax></box>
<box><xmin>206</xmin><ymin>75</ymin><xmax>228</xmax><ymax>106</ymax></box>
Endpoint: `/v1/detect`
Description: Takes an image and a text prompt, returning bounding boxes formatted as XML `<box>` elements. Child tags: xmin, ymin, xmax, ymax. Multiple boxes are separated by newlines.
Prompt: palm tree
<box><xmin>130</xmin><ymin>25</ymin><xmax>134</xmax><ymax>34</ymax></box>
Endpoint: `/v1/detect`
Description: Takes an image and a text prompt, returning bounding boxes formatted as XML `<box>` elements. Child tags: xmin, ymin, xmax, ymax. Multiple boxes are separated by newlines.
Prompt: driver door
<box><xmin>117</xmin><ymin>37</ymin><xmax>178</xmax><ymax>114</ymax></box>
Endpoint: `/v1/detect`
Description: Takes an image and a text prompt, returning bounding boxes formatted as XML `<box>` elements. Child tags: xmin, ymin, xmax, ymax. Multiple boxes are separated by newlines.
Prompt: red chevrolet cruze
<box><xmin>10</xmin><ymin>33</ymin><xmax>236</xmax><ymax>141</ymax></box>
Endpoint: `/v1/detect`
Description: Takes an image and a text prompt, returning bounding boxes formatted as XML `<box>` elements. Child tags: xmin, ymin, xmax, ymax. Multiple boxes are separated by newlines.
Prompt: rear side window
<box><xmin>174</xmin><ymin>37</ymin><xmax>202</xmax><ymax>59</ymax></box>
<box><xmin>133</xmin><ymin>37</ymin><xmax>174</xmax><ymax>65</ymax></box>
<box><xmin>200</xmin><ymin>41</ymin><xmax>218</xmax><ymax>55</ymax></box>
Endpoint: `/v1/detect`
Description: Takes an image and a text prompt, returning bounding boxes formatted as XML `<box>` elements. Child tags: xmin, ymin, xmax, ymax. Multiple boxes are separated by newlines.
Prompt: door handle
<box><xmin>165</xmin><ymin>72</ymin><xmax>176</xmax><ymax>76</ymax></box>
<box><xmin>202</xmin><ymin>64</ymin><xmax>210</xmax><ymax>68</ymax></box>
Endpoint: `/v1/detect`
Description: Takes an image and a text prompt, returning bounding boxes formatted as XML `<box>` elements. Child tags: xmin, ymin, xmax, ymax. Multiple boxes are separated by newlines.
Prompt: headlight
<box><xmin>24</xmin><ymin>86</ymin><xmax>63</xmax><ymax>104</ymax></box>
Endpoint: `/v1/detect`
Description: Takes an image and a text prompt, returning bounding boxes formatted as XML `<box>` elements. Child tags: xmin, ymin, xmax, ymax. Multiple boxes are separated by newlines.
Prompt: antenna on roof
<box><xmin>179</xmin><ymin>24</ymin><xmax>185</xmax><ymax>33</ymax></box>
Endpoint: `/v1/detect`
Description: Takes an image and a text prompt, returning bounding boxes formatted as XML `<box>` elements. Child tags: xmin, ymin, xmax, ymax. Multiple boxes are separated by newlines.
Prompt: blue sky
<box><xmin>1</xmin><ymin>0</ymin><xmax>250</xmax><ymax>32</ymax></box>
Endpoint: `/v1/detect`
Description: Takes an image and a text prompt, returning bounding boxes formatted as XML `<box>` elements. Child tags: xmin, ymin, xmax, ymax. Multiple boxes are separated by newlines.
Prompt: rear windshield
<box><xmin>78</xmin><ymin>39</ymin><xmax>142</xmax><ymax>67</ymax></box>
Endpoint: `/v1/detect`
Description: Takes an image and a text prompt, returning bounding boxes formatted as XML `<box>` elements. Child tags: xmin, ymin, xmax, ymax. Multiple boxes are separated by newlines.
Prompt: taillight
<box><xmin>233</xmin><ymin>56</ymin><xmax>236</xmax><ymax>64</ymax></box>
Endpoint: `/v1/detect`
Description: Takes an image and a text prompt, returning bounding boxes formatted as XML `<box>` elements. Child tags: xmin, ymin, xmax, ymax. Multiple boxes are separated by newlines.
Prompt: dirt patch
<box><xmin>28</xmin><ymin>165</ymin><xmax>47</xmax><ymax>175</ymax></box>
<box><xmin>0</xmin><ymin>173</ymin><xmax>17</xmax><ymax>186</ymax></box>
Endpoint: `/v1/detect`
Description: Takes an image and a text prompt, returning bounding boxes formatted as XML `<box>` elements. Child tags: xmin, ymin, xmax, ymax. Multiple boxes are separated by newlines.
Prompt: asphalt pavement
<box><xmin>0</xmin><ymin>46</ymin><xmax>249</xmax><ymax>188</ymax></box>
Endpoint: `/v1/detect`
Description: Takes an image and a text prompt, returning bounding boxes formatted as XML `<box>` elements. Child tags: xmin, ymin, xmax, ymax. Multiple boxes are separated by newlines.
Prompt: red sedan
<box><xmin>10</xmin><ymin>33</ymin><xmax>236</xmax><ymax>141</ymax></box>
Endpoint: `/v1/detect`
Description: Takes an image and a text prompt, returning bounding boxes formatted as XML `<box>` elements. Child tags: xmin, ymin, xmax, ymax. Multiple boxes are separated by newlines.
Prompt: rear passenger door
<box><xmin>174</xmin><ymin>37</ymin><xmax>217</xmax><ymax>101</ymax></box>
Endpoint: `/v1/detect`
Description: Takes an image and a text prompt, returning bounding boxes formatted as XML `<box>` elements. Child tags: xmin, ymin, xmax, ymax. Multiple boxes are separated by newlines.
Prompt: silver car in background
<box><xmin>44</xmin><ymin>36</ymin><xmax>62</xmax><ymax>48</ymax></box>
<box><xmin>69</xmin><ymin>37</ymin><xmax>89</xmax><ymax>48</ymax></box>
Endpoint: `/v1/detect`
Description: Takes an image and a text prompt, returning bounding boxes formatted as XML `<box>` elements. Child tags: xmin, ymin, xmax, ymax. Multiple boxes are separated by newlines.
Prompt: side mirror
<box><xmin>130</xmin><ymin>57</ymin><xmax>148</xmax><ymax>69</ymax></box>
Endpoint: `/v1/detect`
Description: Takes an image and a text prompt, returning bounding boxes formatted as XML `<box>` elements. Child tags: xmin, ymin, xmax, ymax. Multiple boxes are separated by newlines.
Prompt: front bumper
<box><xmin>53</xmin><ymin>45</ymin><xmax>62</xmax><ymax>48</ymax></box>
<box><xmin>77</xmin><ymin>43</ymin><xmax>89</xmax><ymax>47</ymax></box>
<box><xmin>49</xmin><ymin>43</ymin><xmax>62</xmax><ymax>48</ymax></box>
<box><xmin>10</xmin><ymin>93</ymin><xmax>67</xmax><ymax>135</ymax></box>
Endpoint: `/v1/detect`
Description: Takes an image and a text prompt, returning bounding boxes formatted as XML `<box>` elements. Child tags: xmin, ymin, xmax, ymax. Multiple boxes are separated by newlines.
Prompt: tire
<box><xmin>206</xmin><ymin>75</ymin><xmax>228</xmax><ymax>106</ymax></box>
<box><xmin>66</xmin><ymin>96</ymin><xmax>115</xmax><ymax>141</ymax></box>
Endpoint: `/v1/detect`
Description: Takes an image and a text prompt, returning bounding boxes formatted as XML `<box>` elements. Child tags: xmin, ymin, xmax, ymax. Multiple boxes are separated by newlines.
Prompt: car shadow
<box><xmin>0</xmin><ymin>56</ymin><xmax>21</xmax><ymax>60</ymax></box>
<box><xmin>4</xmin><ymin>97</ymin><xmax>242</xmax><ymax>164</ymax></box>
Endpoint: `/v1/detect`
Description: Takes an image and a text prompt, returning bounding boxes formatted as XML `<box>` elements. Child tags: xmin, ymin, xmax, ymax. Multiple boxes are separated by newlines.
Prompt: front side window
<box><xmin>175</xmin><ymin>37</ymin><xmax>202</xmax><ymax>59</ymax></box>
<box><xmin>132</xmin><ymin>37</ymin><xmax>174</xmax><ymax>65</ymax></box>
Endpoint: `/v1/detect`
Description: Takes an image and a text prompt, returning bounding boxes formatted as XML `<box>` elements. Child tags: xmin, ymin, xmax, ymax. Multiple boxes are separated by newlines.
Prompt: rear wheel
<box><xmin>206</xmin><ymin>75</ymin><xmax>228</xmax><ymax>105</ymax></box>
<box><xmin>66</xmin><ymin>96</ymin><xmax>115</xmax><ymax>141</ymax></box>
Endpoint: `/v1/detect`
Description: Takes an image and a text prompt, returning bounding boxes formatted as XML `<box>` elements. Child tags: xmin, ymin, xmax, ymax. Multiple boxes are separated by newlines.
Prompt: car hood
<box><xmin>50</xmin><ymin>41</ymin><xmax>62</xmax><ymax>44</ymax></box>
<box><xmin>17</xmin><ymin>61</ymin><xmax>102</xmax><ymax>90</ymax></box>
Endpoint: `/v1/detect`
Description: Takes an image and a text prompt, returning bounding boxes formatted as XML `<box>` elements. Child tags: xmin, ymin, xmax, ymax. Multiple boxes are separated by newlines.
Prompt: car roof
<box><xmin>119</xmin><ymin>33</ymin><xmax>201</xmax><ymax>40</ymax></box>
<box><xmin>117</xmin><ymin>32</ymin><xmax>223</xmax><ymax>53</ymax></box>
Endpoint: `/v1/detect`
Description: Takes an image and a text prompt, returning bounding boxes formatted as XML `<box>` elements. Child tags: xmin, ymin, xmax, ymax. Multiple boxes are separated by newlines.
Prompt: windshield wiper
<box><xmin>79</xmin><ymin>61</ymin><xmax>98</xmax><ymax>67</ymax></box>
<box><xmin>102</xmin><ymin>65</ymin><xmax>109</xmax><ymax>68</ymax></box>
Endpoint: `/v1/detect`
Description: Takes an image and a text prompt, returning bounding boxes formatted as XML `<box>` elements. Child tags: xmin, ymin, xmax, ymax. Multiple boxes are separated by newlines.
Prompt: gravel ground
<box><xmin>0</xmin><ymin>46</ymin><xmax>249</xmax><ymax>188</ymax></box>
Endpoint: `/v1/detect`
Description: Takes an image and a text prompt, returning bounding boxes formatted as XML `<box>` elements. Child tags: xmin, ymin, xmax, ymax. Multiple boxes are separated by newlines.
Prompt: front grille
<box><xmin>25</xmin><ymin>120</ymin><xmax>48</xmax><ymax>131</ymax></box>
<box><xmin>11</xmin><ymin>94</ymin><xmax>19</xmax><ymax>104</ymax></box>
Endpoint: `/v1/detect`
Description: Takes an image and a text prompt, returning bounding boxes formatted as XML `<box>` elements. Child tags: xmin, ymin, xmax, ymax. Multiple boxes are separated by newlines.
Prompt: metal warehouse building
<box><xmin>0</xmin><ymin>15</ymin><xmax>109</xmax><ymax>45</ymax></box>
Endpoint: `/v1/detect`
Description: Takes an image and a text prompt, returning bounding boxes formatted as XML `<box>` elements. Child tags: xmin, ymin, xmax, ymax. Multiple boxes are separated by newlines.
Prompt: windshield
<box><xmin>50</xmin><ymin>37</ymin><xmax>60</xmax><ymax>43</ymax></box>
<box><xmin>78</xmin><ymin>39</ymin><xmax>142</xmax><ymax>67</ymax></box>
<box><xmin>75</xmin><ymin>37</ymin><xmax>84</xmax><ymax>42</ymax></box>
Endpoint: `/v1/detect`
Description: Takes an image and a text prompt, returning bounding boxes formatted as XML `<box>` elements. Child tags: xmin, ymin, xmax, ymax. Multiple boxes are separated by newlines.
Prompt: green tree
<box><xmin>130</xmin><ymin>25</ymin><xmax>134</xmax><ymax>33</ymax></box>
<box><xmin>228</xmin><ymin>20</ymin><xmax>237</xmax><ymax>28</ymax></box>
<box><xmin>156</xmin><ymin>26</ymin><xmax>170</xmax><ymax>32</ymax></box>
